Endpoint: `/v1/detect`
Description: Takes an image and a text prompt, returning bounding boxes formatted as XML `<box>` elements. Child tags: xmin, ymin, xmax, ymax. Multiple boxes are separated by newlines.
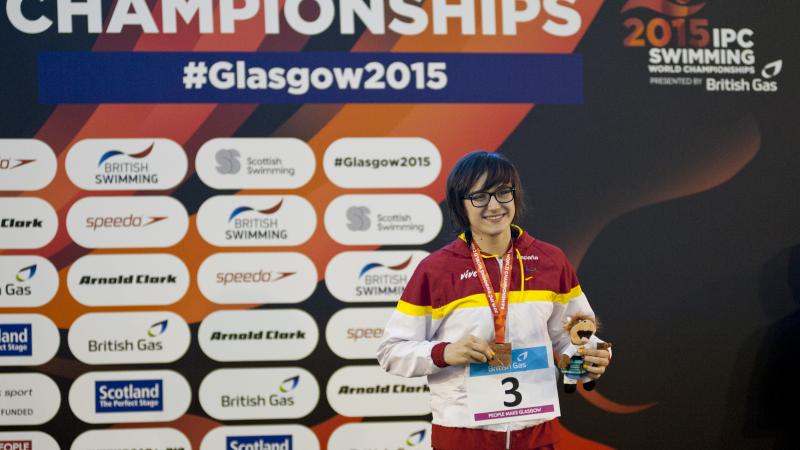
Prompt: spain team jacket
<box><xmin>376</xmin><ymin>227</ymin><xmax>595</xmax><ymax>430</ymax></box>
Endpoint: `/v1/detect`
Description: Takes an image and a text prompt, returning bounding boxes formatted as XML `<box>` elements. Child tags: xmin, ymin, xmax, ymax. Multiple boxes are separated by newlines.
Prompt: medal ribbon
<box><xmin>470</xmin><ymin>240</ymin><xmax>514</xmax><ymax>344</ymax></box>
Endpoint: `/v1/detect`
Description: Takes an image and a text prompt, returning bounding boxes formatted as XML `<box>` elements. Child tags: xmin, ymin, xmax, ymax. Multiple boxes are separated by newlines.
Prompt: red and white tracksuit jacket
<box><xmin>377</xmin><ymin>227</ymin><xmax>595</xmax><ymax>448</ymax></box>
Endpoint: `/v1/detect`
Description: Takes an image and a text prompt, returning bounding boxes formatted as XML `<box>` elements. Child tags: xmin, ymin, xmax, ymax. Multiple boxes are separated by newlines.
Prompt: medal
<box><xmin>470</xmin><ymin>239</ymin><xmax>514</xmax><ymax>367</ymax></box>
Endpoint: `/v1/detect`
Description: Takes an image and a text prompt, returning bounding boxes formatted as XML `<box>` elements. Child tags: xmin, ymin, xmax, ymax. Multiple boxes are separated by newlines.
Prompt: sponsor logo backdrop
<box><xmin>1</xmin><ymin>1</ymin><xmax>798</xmax><ymax>449</ymax></box>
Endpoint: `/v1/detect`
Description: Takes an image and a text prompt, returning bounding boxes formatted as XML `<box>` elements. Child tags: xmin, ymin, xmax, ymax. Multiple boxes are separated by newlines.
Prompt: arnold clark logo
<box><xmin>66</xmin><ymin>196</ymin><xmax>189</xmax><ymax>248</ymax></box>
<box><xmin>198</xmin><ymin>309</ymin><xmax>318</xmax><ymax>362</ymax></box>
<box><xmin>323</xmin><ymin>137</ymin><xmax>441</xmax><ymax>189</ymax></box>
<box><xmin>67</xmin><ymin>254</ymin><xmax>189</xmax><ymax>307</ymax></box>
<box><xmin>197</xmin><ymin>252</ymin><xmax>316</xmax><ymax>304</ymax></box>
<box><xmin>325</xmin><ymin>251</ymin><xmax>427</xmax><ymax>302</ymax></box>
<box><xmin>0</xmin><ymin>374</ymin><xmax>61</xmax><ymax>426</ymax></box>
<box><xmin>325</xmin><ymin>307</ymin><xmax>393</xmax><ymax>360</ymax></box>
<box><xmin>65</xmin><ymin>138</ymin><xmax>188</xmax><ymax>190</ymax></box>
<box><xmin>201</xmin><ymin>425</ymin><xmax>319</xmax><ymax>450</ymax></box>
<box><xmin>196</xmin><ymin>138</ymin><xmax>315</xmax><ymax>189</ymax></box>
<box><xmin>327</xmin><ymin>422</ymin><xmax>431</xmax><ymax>450</ymax></box>
<box><xmin>326</xmin><ymin>366</ymin><xmax>430</xmax><ymax>417</ymax></box>
<box><xmin>197</xmin><ymin>196</ymin><xmax>316</xmax><ymax>247</ymax></box>
<box><xmin>69</xmin><ymin>370</ymin><xmax>191</xmax><ymax>423</ymax></box>
<box><xmin>200</xmin><ymin>368</ymin><xmax>319</xmax><ymax>420</ymax></box>
<box><xmin>0</xmin><ymin>257</ymin><xmax>58</xmax><ymax>308</ymax></box>
<box><xmin>68</xmin><ymin>312</ymin><xmax>191</xmax><ymax>365</ymax></box>
<box><xmin>0</xmin><ymin>315</ymin><xmax>59</xmax><ymax>366</ymax></box>
<box><xmin>71</xmin><ymin>428</ymin><xmax>190</xmax><ymax>450</ymax></box>
<box><xmin>0</xmin><ymin>198</ymin><xmax>58</xmax><ymax>250</ymax></box>
<box><xmin>0</xmin><ymin>139</ymin><xmax>57</xmax><ymax>191</ymax></box>
<box><xmin>324</xmin><ymin>195</ymin><xmax>442</xmax><ymax>245</ymax></box>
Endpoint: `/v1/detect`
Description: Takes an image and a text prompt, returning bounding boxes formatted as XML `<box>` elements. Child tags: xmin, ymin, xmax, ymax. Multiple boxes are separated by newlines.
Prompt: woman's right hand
<box><xmin>443</xmin><ymin>334</ymin><xmax>494</xmax><ymax>365</ymax></box>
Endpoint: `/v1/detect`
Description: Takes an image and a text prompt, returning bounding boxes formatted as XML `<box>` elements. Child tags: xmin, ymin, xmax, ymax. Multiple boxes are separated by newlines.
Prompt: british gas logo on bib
<box><xmin>197</xmin><ymin>252</ymin><xmax>316</xmax><ymax>304</ymax></box>
<box><xmin>324</xmin><ymin>195</ymin><xmax>441</xmax><ymax>245</ymax></box>
<box><xmin>67</xmin><ymin>196</ymin><xmax>188</xmax><ymax>248</ymax></box>
<box><xmin>66</xmin><ymin>139</ymin><xmax>187</xmax><ymax>190</ymax></box>
<box><xmin>0</xmin><ymin>256</ymin><xmax>58</xmax><ymax>308</ymax></box>
<box><xmin>0</xmin><ymin>139</ymin><xmax>57</xmax><ymax>191</ymax></box>
<box><xmin>69</xmin><ymin>312</ymin><xmax>191</xmax><ymax>365</ymax></box>
<box><xmin>200</xmin><ymin>368</ymin><xmax>319</xmax><ymax>420</ymax></box>
<box><xmin>69</xmin><ymin>370</ymin><xmax>191</xmax><ymax>423</ymax></box>
<box><xmin>197</xmin><ymin>196</ymin><xmax>316</xmax><ymax>247</ymax></box>
<box><xmin>68</xmin><ymin>254</ymin><xmax>189</xmax><ymax>306</ymax></box>
<box><xmin>201</xmin><ymin>425</ymin><xmax>320</xmax><ymax>450</ymax></box>
<box><xmin>196</xmin><ymin>138</ymin><xmax>315</xmax><ymax>189</ymax></box>
<box><xmin>325</xmin><ymin>251</ymin><xmax>426</xmax><ymax>302</ymax></box>
<box><xmin>198</xmin><ymin>309</ymin><xmax>318</xmax><ymax>362</ymax></box>
<box><xmin>326</xmin><ymin>366</ymin><xmax>430</xmax><ymax>417</ymax></box>
<box><xmin>0</xmin><ymin>198</ymin><xmax>58</xmax><ymax>250</ymax></box>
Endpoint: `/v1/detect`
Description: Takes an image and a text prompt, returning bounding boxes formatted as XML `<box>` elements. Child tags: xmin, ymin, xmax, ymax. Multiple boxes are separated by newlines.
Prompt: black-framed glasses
<box><xmin>463</xmin><ymin>187</ymin><xmax>515</xmax><ymax>208</ymax></box>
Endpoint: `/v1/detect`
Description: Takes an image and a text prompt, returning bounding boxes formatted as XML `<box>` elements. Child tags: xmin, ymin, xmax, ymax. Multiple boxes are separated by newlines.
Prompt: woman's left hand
<box><xmin>580</xmin><ymin>348</ymin><xmax>611</xmax><ymax>380</ymax></box>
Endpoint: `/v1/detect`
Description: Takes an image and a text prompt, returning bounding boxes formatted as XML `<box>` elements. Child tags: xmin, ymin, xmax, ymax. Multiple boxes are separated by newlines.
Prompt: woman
<box><xmin>377</xmin><ymin>151</ymin><xmax>611</xmax><ymax>450</ymax></box>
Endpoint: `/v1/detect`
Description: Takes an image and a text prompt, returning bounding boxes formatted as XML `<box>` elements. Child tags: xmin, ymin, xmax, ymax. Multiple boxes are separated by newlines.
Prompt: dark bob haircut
<box><xmin>445</xmin><ymin>151</ymin><xmax>525</xmax><ymax>233</ymax></box>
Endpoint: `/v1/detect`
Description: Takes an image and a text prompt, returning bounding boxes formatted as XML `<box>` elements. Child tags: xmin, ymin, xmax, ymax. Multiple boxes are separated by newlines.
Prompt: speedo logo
<box><xmin>85</xmin><ymin>215</ymin><xmax>167</xmax><ymax>230</ymax></box>
<box><xmin>0</xmin><ymin>159</ymin><xmax>35</xmax><ymax>170</ymax></box>
<box><xmin>215</xmin><ymin>270</ymin><xmax>294</xmax><ymax>286</ymax></box>
<box><xmin>226</xmin><ymin>435</ymin><xmax>292</xmax><ymax>450</ymax></box>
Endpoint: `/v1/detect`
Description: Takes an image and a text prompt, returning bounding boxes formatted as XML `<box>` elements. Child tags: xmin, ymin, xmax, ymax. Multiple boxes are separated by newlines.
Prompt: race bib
<box><xmin>466</xmin><ymin>345</ymin><xmax>561</xmax><ymax>426</ymax></box>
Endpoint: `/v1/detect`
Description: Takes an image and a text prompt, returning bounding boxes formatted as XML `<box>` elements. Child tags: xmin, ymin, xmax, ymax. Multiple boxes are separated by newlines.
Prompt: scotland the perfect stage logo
<box><xmin>226</xmin><ymin>435</ymin><xmax>292</xmax><ymax>450</ymax></box>
<box><xmin>0</xmin><ymin>324</ymin><xmax>32</xmax><ymax>356</ymax></box>
<box><xmin>94</xmin><ymin>379</ymin><xmax>164</xmax><ymax>413</ymax></box>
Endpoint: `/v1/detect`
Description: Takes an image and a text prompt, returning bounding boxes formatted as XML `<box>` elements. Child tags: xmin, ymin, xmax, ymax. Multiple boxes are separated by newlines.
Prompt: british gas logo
<box><xmin>0</xmin><ymin>139</ymin><xmax>57</xmax><ymax>191</ymax></box>
<box><xmin>66</xmin><ymin>139</ymin><xmax>187</xmax><ymax>190</ymax></box>
<box><xmin>196</xmin><ymin>138</ymin><xmax>315</xmax><ymax>189</ymax></box>
<box><xmin>68</xmin><ymin>312</ymin><xmax>191</xmax><ymax>365</ymax></box>
<box><xmin>197</xmin><ymin>252</ymin><xmax>316</xmax><ymax>304</ymax></box>
<box><xmin>69</xmin><ymin>370</ymin><xmax>191</xmax><ymax>423</ymax></box>
<box><xmin>0</xmin><ymin>257</ymin><xmax>58</xmax><ymax>308</ymax></box>
<box><xmin>197</xmin><ymin>196</ymin><xmax>316</xmax><ymax>247</ymax></box>
<box><xmin>327</xmin><ymin>422</ymin><xmax>432</xmax><ymax>450</ymax></box>
<box><xmin>198</xmin><ymin>309</ymin><xmax>318</xmax><ymax>362</ymax></box>
<box><xmin>199</xmin><ymin>368</ymin><xmax>319</xmax><ymax>420</ymax></box>
<box><xmin>67</xmin><ymin>196</ymin><xmax>188</xmax><ymax>248</ymax></box>
<box><xmin>325</xmin><ymin>251</ymin><xmax>427</xmax><ymax>303</ymax></box>
<box><xmin>324</xmin><ymin>195</ymin><xmax>441</xmax><ymax>245</ymax></box>
<box><xmin>0</xmin><ymin>198</ymin><xmax>58</xmax><ymax>250</ymax></box>
<box><xmin>68</xmin><ymin>254</ymin><xmax>189</xmax><ymax>306</ymax></box>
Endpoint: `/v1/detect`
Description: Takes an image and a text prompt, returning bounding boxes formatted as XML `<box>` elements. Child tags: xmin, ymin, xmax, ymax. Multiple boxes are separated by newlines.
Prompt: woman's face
<box><xmin>463</xmin><ymin>173</ymin><xmax>515</xmax><ymax>240</ymax></box>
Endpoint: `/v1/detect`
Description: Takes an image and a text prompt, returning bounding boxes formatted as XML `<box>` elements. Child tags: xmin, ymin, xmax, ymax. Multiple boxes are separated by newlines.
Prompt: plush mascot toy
<box><xmin>557</xmin><ymin>314</ymin><xmax>611</xmax><ymax>393</ymax></box>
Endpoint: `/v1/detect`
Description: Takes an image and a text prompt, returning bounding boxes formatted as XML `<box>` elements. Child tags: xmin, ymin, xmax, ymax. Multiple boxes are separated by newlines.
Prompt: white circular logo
<box><xmin>196</xmin><ymin>138</ymin><xmax>315</xmax><ymax>189</ymax></box>
<box><xmin>326</xmin><ymin>366</ymin><xmax>430</xmax><ymax>417</ymax></box>
<box><xmin>0</xmin><ymin>256</ymin><xmax>59</xmax><ymax>308</ymax></box>
<box><xmin>0</xmin><ymin>373</ymin><xmax>60</xmax><ymax>426</ymax></box>
<box><xmin>65</xmin><ymin>138</ymin><xmax>188</xmax><ymax>190</ymax></box>
<box><xmin>197</xmin><ymin>195</ymin><xmax>316</xmax><ymax>247</ymax></box>
<box><xmin>325</xmin><ymin>307</ymin><xmax>393</xmax><ymax>360</ymax></box>
<box><xmin>0</xmin><ymin>139</ymin><xmax>57</xmax><ymax>191</ymax></box>
<box><xmin>0</xmin><ymin>198</ymin><xmax>58</xmax><ymax>250</ymax></box>
<box><xmin>323</xmin><ymin>137</ymin><xmax>441</xmax><ymax>188</ymax></box>
<box><xmin>325</xmin><ymin>250</ymin><xmax>427</xmax><ymax>302</ymax></box>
